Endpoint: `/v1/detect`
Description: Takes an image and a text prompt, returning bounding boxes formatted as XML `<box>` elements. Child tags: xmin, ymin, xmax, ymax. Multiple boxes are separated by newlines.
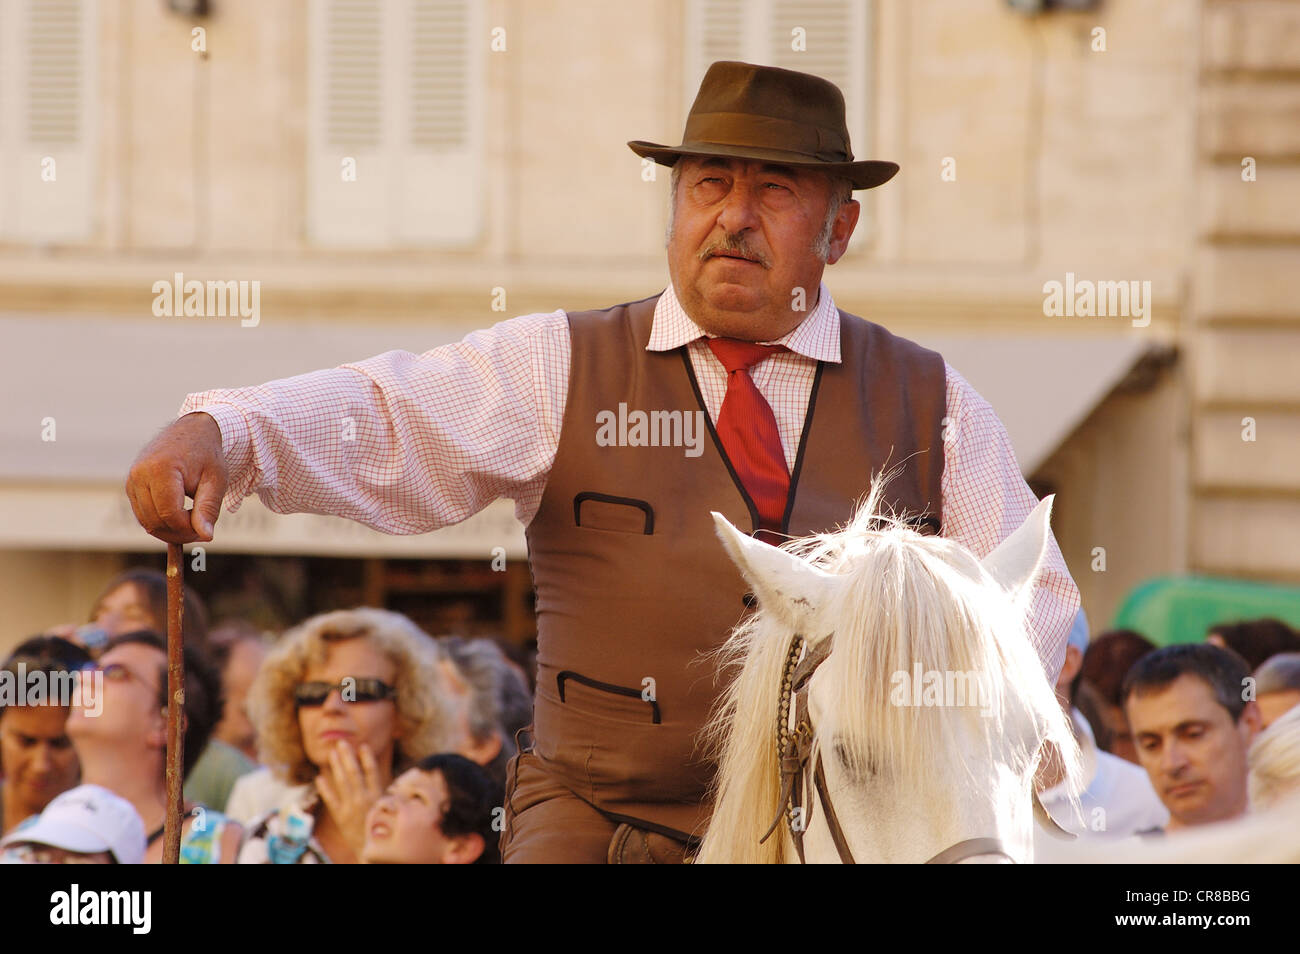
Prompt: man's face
<box><xmin>666</xmin><ymin>156</ymin><xmax>859</xmax><ymax>341</ymax></box>
<box><xmin>0</xmin><ymin>705</ymin><xmax>80</xmax><ymax>818</ymax></box>
<box><xmin>361</xmin><ymin>767</ymin><xmax>483</xmax><ymax>864</ymax></box>
<box><xmin>1125</xmin><ymin>674</ymin><xmax>1260</xmax><ymax>828</ymax></box>
<box><xmin>66</xmin><ymin>643</ymin><xmax>165</xmax><ymax>754</ymax></box>
<box><xmin>1257</xmin><ymin>689</ymin><xmax>1300</xmax><ymax>730</ymax></box>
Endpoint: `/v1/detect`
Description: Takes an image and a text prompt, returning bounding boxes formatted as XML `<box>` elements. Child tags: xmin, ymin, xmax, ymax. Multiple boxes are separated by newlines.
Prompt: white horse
<box><xmin>697</xmin><ymin>484</ymin><xmax>1082</xmax><ymax>863</ymax></box>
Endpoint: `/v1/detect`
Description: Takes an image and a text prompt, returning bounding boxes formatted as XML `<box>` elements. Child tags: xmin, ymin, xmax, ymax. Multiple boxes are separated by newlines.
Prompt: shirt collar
<box><xmin>647</xmin><ymin>281</ymin><xmax>842</xmax><ymax>363</ymax></box>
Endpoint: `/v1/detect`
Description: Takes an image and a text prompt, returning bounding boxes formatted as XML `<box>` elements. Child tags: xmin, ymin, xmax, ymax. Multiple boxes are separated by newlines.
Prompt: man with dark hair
<box><xmin>0</xmin><ymin>636</ymin><xmax>92</xmax><ymax>835</ymax></box>
<box><xmin>1206</xmin><ymin>617</ymin><xmax>1300</xmax><ymax>673</ymax></box>
<box><xmin>64</xmin><ymin>630</ymin><xmax>244</xmax><ymax>862</ymax></box>
<box><xmin>362</xmin><ymin>752</ymin><xmax>502</xmax><ymax>864</ymax></box>
<box><xmin>1037</xmin><ymin>612</ymin><xmax>1167</xmax><ymax>838</ymax></box>
<box><xmin>1123</xmin><ymin>644</ymin><xmax>1262</xmax><ymax>831</ymax></box>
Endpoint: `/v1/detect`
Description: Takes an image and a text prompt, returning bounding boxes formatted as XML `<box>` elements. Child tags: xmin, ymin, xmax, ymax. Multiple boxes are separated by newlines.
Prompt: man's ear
<box><xmin>444</xmin><ymin>832</ymin><xmax>485</xmax><ymax>865</ymax></box>
<box><xmin>825</xmin><ymin>199</ymin><xmax>860</xmax><ymax>265</ymax></box>
<box><xmin>1241</xmin><ymin>699</ymin><xmax>1263</xmax><ymax>740</ymax></box>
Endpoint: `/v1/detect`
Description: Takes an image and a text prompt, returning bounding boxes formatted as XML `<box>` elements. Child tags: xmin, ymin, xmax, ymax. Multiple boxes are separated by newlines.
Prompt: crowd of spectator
<box><xmin>1</xmin><ymin>566</ymin><xmax>1298</xmax><ymax>863</ymax></box>
<box><xmin>1040</xmin><ymin>613</ymin><xmax>1300</xmax><ymax>842</ymax></box>
<box><xmin>1</xmin><ymin>569</ymin><xmax>517</xmax><ymax>864</ymax></box>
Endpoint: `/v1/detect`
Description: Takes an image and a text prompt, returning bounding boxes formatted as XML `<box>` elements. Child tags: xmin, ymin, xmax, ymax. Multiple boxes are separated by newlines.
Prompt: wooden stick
<box><xmin>164</xmin><ymin>543</ymin><xmax>186</xmax><ymax>864</ymax></box>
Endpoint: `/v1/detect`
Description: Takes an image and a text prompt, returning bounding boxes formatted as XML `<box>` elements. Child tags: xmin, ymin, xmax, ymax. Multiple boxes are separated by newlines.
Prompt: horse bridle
<box><xmin>760</xmin><ymin>634</ymin><xmax>1070</xmax><ymax>864</ymax></box>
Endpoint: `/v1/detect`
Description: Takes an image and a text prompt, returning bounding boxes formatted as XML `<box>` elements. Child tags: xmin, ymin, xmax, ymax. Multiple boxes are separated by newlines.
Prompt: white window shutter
<box><xmin>308</xmin><ymin>0</ymin><xmax>483</xmax><ymax>248</ymax></box>
<box><xmin>684</xmin><ymin>0</ymin><xmax>874</xmax><ymax>245</ymax></box>
<box><xmin>687</xmin><ymin>0</ymin><xmax>868</xmax><ymax>152</ymax></box>
<box><xmin>308</xmin><ymin>0</ymin><xmax>390</xmax><ymax>246</ymax></box>
<box><xmin>770</xmin><ymin>0</ymin><xmax>869</xmax><ymax>171</ymax></box>
<box><xmin>685</xmin><ymin>0</ymin><xmax>752</xmax><ymax>104</ymax></box>
<box><xmin>3</xmin><ymin>0</ymin><xmax>96</xmax><ymax>243</ymax></box>
<box><xmin>395</xmin><ymin>0</ymin><xmax>483</xmax><ymax>245</ymax></box>
<box><xmin>0</xmin><ymin>1</ymin><xmax>12</xmax><ymax>236</ymax></box>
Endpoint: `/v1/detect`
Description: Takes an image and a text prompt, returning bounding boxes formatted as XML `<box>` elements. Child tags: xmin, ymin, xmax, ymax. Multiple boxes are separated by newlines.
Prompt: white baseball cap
<box><xmin>0</xmin><ymin>784</ymin><xmax>146</xmax><ymax>864</ymax></box>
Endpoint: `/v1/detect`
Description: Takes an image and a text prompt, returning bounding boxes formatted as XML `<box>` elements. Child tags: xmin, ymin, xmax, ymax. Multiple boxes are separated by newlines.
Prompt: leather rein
<box><xmin>759</xmin><ymin>634</ymin><xmax>1069</xmax><ymax>864</ymax></box>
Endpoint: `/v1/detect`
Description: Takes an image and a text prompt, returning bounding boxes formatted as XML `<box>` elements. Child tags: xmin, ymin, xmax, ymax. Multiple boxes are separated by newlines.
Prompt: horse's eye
<box><xmin>833</xmin><ymin>740</ymin><xmax>875</xmax><ymax>778</ymax></box>
<box><xmin>833</xmin><ymin>740</ymin><xmax>856</xmax><ymax>769</ymax></box>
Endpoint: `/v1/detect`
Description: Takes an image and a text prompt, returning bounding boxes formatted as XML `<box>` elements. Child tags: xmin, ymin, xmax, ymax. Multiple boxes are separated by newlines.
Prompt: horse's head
<box><xmin>698</xmin><ymin>488</ymin><xmax>1081</xmax><ymax>864</ymax></box>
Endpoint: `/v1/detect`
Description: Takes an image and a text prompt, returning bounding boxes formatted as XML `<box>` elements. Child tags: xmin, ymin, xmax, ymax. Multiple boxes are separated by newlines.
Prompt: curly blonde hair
<box><xmin>249</xmin><ymin>608</ymin><xmax>463</xmax><ymax>785</ymax></box>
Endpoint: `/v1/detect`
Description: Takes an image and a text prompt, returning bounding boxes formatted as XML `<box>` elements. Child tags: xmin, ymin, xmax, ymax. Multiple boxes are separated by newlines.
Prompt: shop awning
<box><xmin>0</xmin><ymin>314</ymin><xmax>1157</xmax><ymax>554</ymax></box>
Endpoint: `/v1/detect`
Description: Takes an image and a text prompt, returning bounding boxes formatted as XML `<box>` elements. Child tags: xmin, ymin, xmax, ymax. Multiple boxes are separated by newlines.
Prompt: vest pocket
<box><xmin>556</xmin><ymin>670</ymin><xmax>660</xmax><ymax>724</ymax></box>
<box><xmin>573</xmin><ymin>492</ymin><xmax>655</xmax><ymax>534</ymax></box>
<box><xmin>533</xmin><ymin>667</ymin><xmax>706</xmax><ymax>808</ymax></box>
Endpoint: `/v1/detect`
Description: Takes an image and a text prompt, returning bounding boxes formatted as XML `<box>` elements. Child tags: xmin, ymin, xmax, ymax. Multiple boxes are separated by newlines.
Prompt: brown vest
<box><xmin>524</xmin><ymin>293</ymin><xmax>946</xmax><ymax>840</ymax></box>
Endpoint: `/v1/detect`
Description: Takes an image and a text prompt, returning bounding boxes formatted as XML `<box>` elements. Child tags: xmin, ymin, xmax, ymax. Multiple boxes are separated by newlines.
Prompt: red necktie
<box><xmin>707</xmin><ymin>338</ymin><xmax>790</xmax><ymax>533</ymax></box>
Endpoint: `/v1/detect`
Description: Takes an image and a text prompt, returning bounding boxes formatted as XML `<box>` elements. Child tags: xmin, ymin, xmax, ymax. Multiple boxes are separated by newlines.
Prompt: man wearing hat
<box><xmin>1</xmin><ymin>784</ymin><xmax>146</xmax><ymax>864</ymax></box>
<box><xmin>126</xmin><ymin>62</ymin><xmax>1080</xmax><ymax>863</ymax></box>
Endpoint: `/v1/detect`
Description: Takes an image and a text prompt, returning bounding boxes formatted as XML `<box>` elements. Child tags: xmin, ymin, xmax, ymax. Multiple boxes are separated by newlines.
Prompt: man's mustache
<box><xmin>697</xmin><ymin>234</ymin><xmax>772</xmax><ymax>268</ymax></box>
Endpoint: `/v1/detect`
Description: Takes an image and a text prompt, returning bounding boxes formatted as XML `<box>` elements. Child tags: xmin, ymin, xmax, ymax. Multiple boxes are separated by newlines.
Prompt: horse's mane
<box><xmin>698</xmin><ymin>482</ymin><xmax>1079</xmax><ymax>863</ymax></box>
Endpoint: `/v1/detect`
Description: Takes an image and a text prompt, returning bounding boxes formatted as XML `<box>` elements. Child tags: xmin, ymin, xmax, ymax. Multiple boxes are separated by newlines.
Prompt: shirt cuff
<box><xmin>175</xmin><ymin>398</ymin><xmax>255</xmax><ymax>511</ymax></box>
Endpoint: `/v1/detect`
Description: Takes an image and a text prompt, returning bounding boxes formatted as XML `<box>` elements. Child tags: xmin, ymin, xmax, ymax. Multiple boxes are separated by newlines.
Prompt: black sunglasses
<box><xmin>293</xmin><ymin>678</ymin><xmax>397</xmax><ymax>708</ymax></box>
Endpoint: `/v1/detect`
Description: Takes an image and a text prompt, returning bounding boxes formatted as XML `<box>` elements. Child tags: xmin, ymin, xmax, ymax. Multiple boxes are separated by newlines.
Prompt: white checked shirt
<box><xmin>180</xmin><ymin>282</ymin><xmax>1080</xmax><ymax>679</ymax></box>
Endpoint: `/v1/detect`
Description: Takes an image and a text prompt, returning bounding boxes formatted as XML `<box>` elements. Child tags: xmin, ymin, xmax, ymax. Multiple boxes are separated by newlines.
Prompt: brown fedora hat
<box><xmin>628</xmin><ymin>60</ymin><xmax>898</xmax><ymax>190</ymax></box>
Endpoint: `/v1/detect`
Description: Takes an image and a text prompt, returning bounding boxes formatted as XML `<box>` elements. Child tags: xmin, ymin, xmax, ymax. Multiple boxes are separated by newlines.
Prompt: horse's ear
<box><xmin>711</xmin><ymin>512</ymin><xmax>833</xmax><ymax>614</ymax></box>
<box><xmin>979</xmin><ymin>495</ymin><xmax>1054</xmax><ymax>604</ymax></box>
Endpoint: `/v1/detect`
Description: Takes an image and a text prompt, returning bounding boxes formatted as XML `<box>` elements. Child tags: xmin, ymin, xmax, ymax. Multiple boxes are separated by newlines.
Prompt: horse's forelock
<box><xmin>700</xmin><ymin>488</ymin><xmax>1083</xmax><ymax>862</ymax></box>
<box><xmin>811</xmin><ymin>524</ymin><xmax>1078</xmax><ymax>802</ymax></box>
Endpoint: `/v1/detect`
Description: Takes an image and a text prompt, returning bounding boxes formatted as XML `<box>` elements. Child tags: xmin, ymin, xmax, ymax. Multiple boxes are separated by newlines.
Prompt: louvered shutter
<box><xmin>1</xmin><ymin>0</ymin><xmax>96</xmax><ymax>242</ymax></box>
<box><xmin>685</xmin><ymin>0</ymin><xmax>873</xmax><ymax>245</ymax></box>
<box><xmin>307</xmin><ymin>0</ymin><xmax>483</xmax><ymax>248</ymax></box>
<box><xmin>0</xmin><ymin>1</ymin><xmax>11</xmax><ymax>234</ymax></box>
<box><xmin>770</xmin><ymin>0</ymin><xmax>868</xmax><ymax>170</ymax></box>
<box><xmin>685</xmin><ymin>0</ymin><xmax>749</xmax><ymax>97</ymax></box>
<box><xmin>307</xmin><ymin>0</ymin><xmax>390</xmax><ymax>245</ymax></box>
<box><xmin>395</xmin><ymin>0</ymin><xmax>483</xmax><ymax>244</ymax></box>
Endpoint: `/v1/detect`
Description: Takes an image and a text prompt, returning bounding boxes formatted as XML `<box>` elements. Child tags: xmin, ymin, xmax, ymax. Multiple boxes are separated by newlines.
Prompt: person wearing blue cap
<box><xmin>1037</xmin><ymin>609</ymin><xmax>1169</xmax><ymax>837</ymax></box>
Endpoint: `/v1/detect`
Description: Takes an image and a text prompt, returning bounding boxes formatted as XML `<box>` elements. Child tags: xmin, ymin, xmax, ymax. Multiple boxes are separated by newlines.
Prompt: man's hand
<box><xmin>125</xmin><ymin>412</ymin><xmax>228</xmax><ymax>543</ymax></box>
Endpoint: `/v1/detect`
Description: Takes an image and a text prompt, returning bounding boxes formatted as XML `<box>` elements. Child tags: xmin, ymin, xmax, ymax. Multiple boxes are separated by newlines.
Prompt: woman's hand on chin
<box><xmin>315</xmin><ymin>740</ymin><xmax>385</xmax><ymax>857</ymax></box>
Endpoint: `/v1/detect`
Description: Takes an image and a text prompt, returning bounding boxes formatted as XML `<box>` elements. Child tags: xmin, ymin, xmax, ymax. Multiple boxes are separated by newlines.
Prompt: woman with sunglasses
<box><xmin>238</xmin><ymin>608</ymin><xmax>466</xmax><ymax>864</ymax></box>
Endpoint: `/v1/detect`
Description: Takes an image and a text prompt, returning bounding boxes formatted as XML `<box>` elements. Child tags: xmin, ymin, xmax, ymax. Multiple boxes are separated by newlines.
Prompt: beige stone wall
<box><xmin>1189</xmin><ymin>0</ymin><xmax>1300</xmax><ymax>581</ymax></box>
<box><xmin>1</xmin><ymin>0</ymin><xmax>1205</xmax><ymax>314</ymax></box>
<box><xmin>1033</xmin><ymin>356</ymin><xmax>1190</xmax><ymax>626</ymax></box>
<box><xmin>2</xmin><ymin>0</ymin><xmax>1295</xmax><ymax>633</ymax></box>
